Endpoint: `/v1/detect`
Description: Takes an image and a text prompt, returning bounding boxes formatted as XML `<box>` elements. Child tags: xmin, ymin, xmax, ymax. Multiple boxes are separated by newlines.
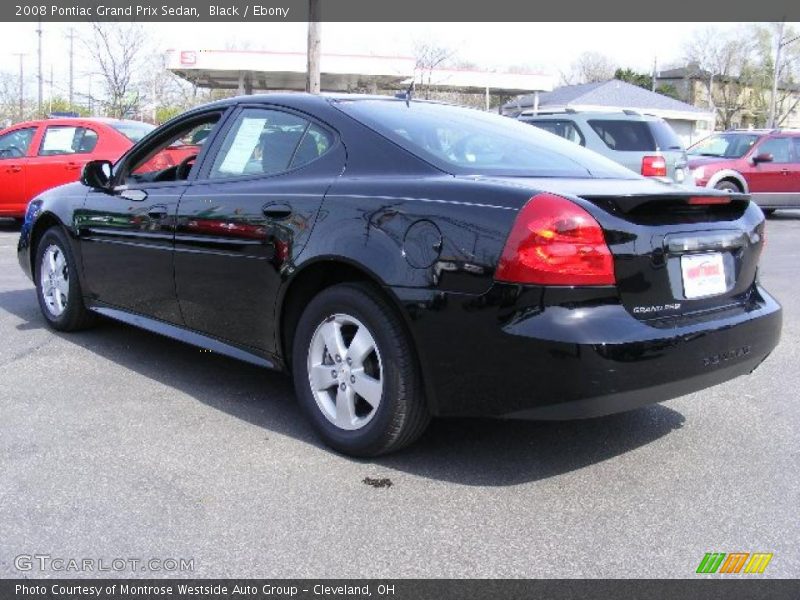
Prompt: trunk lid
<box><xmin>576</xmin><ymin>186</ymin><xmax>763</xmax><ymax>321</ymax></box>
<box><xmin>479</xmin><ymin>176</ymin><xmax>765</xmax><ymax>321</ymax></box>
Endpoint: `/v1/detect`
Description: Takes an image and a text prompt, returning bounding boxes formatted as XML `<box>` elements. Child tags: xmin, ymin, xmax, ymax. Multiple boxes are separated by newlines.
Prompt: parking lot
<box><xmin>0</xmin><ymin>213</ymin><xmax>797</xmax><ymax>579</ymax></box>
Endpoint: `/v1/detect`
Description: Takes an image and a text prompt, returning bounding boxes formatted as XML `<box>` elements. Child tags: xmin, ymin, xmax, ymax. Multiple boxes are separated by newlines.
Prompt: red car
<box><xmin>687</xmin><ymin>129</ymin><xmax>800</xmax><ymax>214</ymax></box>
<box><xmin>0</xmin><ymin>117</ymin><xmax>154</xmax><ymax>219</ymax></box>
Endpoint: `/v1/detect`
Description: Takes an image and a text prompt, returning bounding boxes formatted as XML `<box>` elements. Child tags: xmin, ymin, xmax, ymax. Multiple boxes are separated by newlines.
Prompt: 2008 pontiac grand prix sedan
<box><xmin>17</xmin><ymin>94</ymin><xmax>782</xmax><ymax>456</ymax></box>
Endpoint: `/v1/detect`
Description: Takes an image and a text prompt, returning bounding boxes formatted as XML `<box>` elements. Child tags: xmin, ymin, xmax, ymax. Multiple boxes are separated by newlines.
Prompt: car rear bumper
<box><xmin>393</xmin><ymin>283</ymin><xmax>782</xmax><ymax>419</ymax></box>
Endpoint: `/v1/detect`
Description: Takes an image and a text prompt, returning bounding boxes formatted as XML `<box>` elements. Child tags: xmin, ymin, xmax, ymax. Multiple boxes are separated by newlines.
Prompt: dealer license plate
<box><xmin>681</xmin><ymin>252</ymin><xmax>727</xmax><ymax>299</ymax></box>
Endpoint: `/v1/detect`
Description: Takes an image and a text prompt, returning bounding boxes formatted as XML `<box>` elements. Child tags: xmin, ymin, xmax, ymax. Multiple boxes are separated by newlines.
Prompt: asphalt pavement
<box><xmin>0</xmin><ymin>214</ymin><xmax>798</xmax><ymax>578</ymax></box>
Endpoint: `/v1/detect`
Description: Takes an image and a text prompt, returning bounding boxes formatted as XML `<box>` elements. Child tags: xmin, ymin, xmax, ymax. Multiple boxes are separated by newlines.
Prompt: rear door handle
<box><xmin>7</xmin><ymin>165</ymin><xmax>21</xmax><ymax>173</ymax></box>
<box><xmin>262</xmin><ymin>203</ymin><xmax>293</xmax><ymax>220</ymax></box>
<box><xmin>66</xmin><ymin>161</ymin><xmax>81</xmax><ymax>171</ymax></box>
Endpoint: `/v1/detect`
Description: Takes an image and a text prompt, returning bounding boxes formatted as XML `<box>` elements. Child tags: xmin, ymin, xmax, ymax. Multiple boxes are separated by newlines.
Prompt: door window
<box><xmin>120</xmin><ymin>114</ymin><xmax>222</xmax><ymax>185</ymax></box>
<box><xmin>791</xmin><ymin>138</ymin><xmax>800</xmax><ymax>163</ymax></box>
<box><xmin>756</xmin><ymin>137</ymin><xmax>791</xmax><ymax>163</ymax></box>
<box><xmin>0</xmin><ymin>127</ymin><xmax>36</xmax><ymax>159</ymax></box>
<box><xmin>209</xmin><ymin>108</ymin><xmax>332</xmax><ymax>179</ymax></box>
<box><xmin>38</xmin><ymin>126</ymin><xmax>98</xmax><ymax>155</ymax></box>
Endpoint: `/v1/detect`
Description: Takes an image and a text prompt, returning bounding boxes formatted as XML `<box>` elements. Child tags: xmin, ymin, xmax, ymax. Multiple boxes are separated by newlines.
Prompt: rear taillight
<box><xmin>495</xmin><ymin>193</ymin><xmax>615</xmax><ymax>286</ymax></box>
<box><xmin>641</xmin><ymin>155</ymin><xmax>667</xmax><ymax>177</ymax></box>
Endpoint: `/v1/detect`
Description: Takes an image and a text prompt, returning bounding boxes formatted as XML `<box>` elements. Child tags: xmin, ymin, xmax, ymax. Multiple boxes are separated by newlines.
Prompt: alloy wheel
<box><xmin>306</xmin><ymin>313</ymin><xmax>384</xmax><ymax>431</ymax></box>
<box><xmin>40</xmin><ymin>244</ymin><xmax>69</xmax><ymax>318</ymax></box>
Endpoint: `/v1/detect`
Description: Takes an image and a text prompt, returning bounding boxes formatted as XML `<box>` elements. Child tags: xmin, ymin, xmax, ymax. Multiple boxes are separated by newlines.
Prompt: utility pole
<box><xmin>651</xmin><ymin>56</ymin><xmax>657</xmax><ymax>92</ymax></box>
<box><xmin>305</xmin><ymin>0</ymin><xmax>321</xmax><ymax>94</ymax></box>
<box><xmin>48</xmin><ymin>63</ymin><xmax>53</xmax><ymax>115</ymax></box>
<box><xmin>768</xmin><ymin>22</ymin><xmax>800</xmax><ymax>128</ymax></box>
<box><xmin>36</xmin><ymin>19</ymin><xmax>43</xmax><ymax>115</ymax></box>
<box><xmin>66</xmin><ymin>27</ymin><xmax>75</xmax><ymax>107</ymax></box>
<box><xmin>12</xmin><ymin>53</ymin><xmax>25</xmax><ymax>121</ymax></box>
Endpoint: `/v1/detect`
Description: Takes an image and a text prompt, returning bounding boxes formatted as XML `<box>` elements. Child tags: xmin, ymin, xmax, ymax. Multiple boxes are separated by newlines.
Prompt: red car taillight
<box><xmin>495</xmin><ymin>193</ymin><xmax>615</xmax><ymax>286</ymax></box>
<box><xmin>641</xmin><ymin>155</ymin><xmax>667</xmax><ymax>177</ymax></box>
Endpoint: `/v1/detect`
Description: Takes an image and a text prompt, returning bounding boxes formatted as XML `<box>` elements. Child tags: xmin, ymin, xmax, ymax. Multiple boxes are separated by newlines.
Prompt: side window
<box><xmin>209</xmin><ymin>108</ymin><xmax>331</xmax><ymax>179</ymax></box>
<box><xmin>528</xmin><ymin>120</ymin><xmax>584</xmax><ymax>146</ymax></box>
<box><xmin>0</xmin><ymin>127</ymin><xmax>36</xmax><ymax>159</ymax></box>
<box><xmin>793</xmin><ymin>138</ymin><xmax>800</xmax><ymax>163</ymax></box>
<box><xmin>291</xmin><ymin>123</ymin><xmax>332</xmax><ymax>168</ymax></box>
<box><xmin>39</xmin><ymin>126</ymin><xmax>98</xmax><ymax>156</ymax></box>
<box><xmin>756</xmin><ymin>137</ymin><xmax>791</xmax><ymax>163</ymax></box>
<box><xmin>123</xmin><ymin>114</ymin><xmax>222</xmax><ymax>185</ymax></box>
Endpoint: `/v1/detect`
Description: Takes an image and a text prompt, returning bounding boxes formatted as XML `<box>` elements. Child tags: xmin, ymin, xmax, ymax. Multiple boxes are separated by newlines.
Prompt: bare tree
<box><xmin>562</xmin><ymin>52</ymin><xmax>615</xmax><ymax>85</ymax></box>
<box><xmin>84</xmin><ymin>22</ymin><xmax>148</xmax><ymax>118</ymax></box>
<box><xmin>413</xmin><ymin>41</ymin><xmax>456</xmax><ymax>99</ymax></box>
<box><xmin>682</xmin><ymin>27</ymin><xmax>762</xmax><ymax>129</ymax></box>
<box><xmin>0</xmin><ymin>72</ymin><xmax>20</xmax><ymax>122</ymax></box>
<box><xmin>751</xmin><ymin>23</ymin><xmax>800</xmax><ymax>127</ymax></box>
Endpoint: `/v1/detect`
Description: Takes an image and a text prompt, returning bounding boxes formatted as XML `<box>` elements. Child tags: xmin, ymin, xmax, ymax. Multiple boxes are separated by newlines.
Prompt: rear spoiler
<box><xmin>580</xmin><ymin>192</ymin><xmax>750</xmax><ymax>214</ymax></box>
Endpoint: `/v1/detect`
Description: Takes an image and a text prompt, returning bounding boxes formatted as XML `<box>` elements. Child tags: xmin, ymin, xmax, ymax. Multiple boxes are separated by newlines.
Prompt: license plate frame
<box><xmin>681</xmin><ymin>252</ymin><xmax>728</xmax><ymax>299</ymax></box>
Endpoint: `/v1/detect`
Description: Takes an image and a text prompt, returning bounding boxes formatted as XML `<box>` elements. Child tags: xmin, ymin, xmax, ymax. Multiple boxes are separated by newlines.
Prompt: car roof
<box><xmin>722</xmin><ymin>129</ymin><xmax>800</xmax><ymax>137</ymax></box>
<box><xmin>4</xmin><ymin>117</ymin><xmax>147</xmax><ymax>128</ymax></box>
<box><xmin>520</xmin><ymin>111</ymin><xmax>663</xmax><ymax>122</ymax></box>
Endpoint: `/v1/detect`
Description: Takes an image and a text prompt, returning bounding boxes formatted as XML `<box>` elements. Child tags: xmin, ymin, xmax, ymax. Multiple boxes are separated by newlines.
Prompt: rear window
<box><xmin>648</xmin><ymin>120</ymin><xmax>683</xmax><ymax>150</ymax></box>
<box><xmin>110</xmin><ymin>121</ymin><xmax>156</xmax><ymax>143</ymax></box>
<box><xmin>335</xmin><ymin>100</ymin><xmax>636</xmax><ymax>179</ymax></box>
<box><xmin>588</xmin><ymin>119</ymin><xmax>682</xmax><ymax>152</ymax></box>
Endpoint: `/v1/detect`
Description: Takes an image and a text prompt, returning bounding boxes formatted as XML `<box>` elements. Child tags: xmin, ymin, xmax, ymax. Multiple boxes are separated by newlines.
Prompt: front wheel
<box><xmin>292</xmin><ymin>283</ymin><xmax>430</xmax><ymax>456</ymax></box>
<box><xmin>35</xmin><ymin>227</ymin><xmax>96</xmax><ymax>331</ymax></box>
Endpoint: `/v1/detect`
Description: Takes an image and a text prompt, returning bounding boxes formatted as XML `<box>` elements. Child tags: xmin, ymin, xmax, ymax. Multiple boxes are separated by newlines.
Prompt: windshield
<box><xmin>688</xmin><ymin>133</ymin><xmax>759</xmax><ymax>159</ymax></box>
<box><xmin>110</xmin><ymin>120</ymin><xmax>156</xmax><ymax>143</ymax></box>
<box><xmin>335</xmin><ymin>100</ymin><xmax>638</xmax><ymax>179</ymax></box>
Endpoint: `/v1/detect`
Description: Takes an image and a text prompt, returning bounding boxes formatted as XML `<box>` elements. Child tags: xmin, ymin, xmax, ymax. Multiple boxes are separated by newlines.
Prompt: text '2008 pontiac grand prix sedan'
<box><xmin>17</xmin><ymin>94</ymin><xmax>782</xmax><ymax>456</ymax></box>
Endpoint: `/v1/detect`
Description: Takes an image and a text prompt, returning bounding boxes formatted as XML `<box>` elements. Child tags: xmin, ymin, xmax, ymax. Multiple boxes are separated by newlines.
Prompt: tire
<box><xmin>714</xmin><ymin>180</ymin><xmax>741</xmax><ymax>193</ymax></box>
<box><xmin>34</xmin><ymin>227</ymin><xmax>96</xmax><ymax>332</ymax></box>
<box><xmin>292</xmin><ymin>282</ymin><xmax>430</xmax><ymax>456</ymax></box>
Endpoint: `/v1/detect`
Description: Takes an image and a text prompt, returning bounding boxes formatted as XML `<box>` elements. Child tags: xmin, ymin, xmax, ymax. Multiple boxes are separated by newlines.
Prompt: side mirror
<box><xmin>752</xmin><ymin>152</ymin><xmax>774</xmax><ymax>164</ymax></box>
<box><xmin>80</xmin><ymin>160</ymin><xmax>113</xmax><ymax>189</ymax></box>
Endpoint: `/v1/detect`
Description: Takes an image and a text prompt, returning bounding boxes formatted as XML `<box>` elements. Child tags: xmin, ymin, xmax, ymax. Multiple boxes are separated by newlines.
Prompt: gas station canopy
<box><xmin>165</xmin><ymin>49</ymin><xmax>553</xmax><ymax>97</ymax></box>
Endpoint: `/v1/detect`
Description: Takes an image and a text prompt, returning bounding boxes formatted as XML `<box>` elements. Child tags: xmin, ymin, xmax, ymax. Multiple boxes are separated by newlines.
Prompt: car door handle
<box><xmin>262</xmin><ymin>204</ymin><xmax>293</xmax><ymax>220</ymax></box>
<box><xmin>148</xmin><ymin>206</ymin><xmax>169</xmax><ymax>219</ymax></box>
<box><xmin>66</xmin><ymin>161</ymin><xmax>81</xmax><ymax>170</ymax></box>
<box><xmin>7</xmin><ymin>165</ymin><xmax>21</xmax><ymax>173</ymax></box>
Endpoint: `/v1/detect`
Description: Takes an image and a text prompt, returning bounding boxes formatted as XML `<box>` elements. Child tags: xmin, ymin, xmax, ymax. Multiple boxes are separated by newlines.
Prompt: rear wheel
<box><xmin>714</xmin><ymin>180</ymin><xmax>741</xmax><ymax>193</ymax></box>
<box><xmin>292</xmin><ymin>283</ymin><xmax>429</xmax><ymax>456</ymax></box>
<box><xmin>35</xmin><ymin>227</ymin><xmax>96</xmax><ymax>331</ymax></box>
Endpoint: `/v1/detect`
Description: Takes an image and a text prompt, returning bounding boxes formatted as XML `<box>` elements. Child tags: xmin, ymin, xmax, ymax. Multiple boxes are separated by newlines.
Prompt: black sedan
<box><xmin>17</xmin><ymin>94</ymin><xmax>782</xmax><ymax>456</ymax></box>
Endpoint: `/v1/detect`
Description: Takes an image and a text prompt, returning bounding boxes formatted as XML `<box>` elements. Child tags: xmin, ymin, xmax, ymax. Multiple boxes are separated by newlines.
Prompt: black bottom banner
<box><xmin>1</xmin><ymin>579</ymin><xmax>799</xmax><ymax>600</ymax></box>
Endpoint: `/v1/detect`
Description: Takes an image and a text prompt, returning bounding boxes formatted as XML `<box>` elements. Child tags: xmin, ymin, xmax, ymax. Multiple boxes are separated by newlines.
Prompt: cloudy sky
<box><xmin>0</xmin><ymin>21</ymin><xmax>780</xmax><ymax>102</ymax></box>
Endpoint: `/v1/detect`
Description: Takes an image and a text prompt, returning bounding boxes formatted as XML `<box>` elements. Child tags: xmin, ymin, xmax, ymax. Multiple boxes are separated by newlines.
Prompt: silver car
<box><xmin>519</xmin><ymin>110</ymin><xmax>692</xmax><ymax>185</ymax></box>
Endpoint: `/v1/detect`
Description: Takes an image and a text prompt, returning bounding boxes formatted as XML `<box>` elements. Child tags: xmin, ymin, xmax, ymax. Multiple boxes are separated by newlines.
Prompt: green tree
<box><xmin>655</xmin><ymin>84</ymin><xmax>681</xmax><ymax>100</ymax></box>
<box><xmin>614</xmin><ymin>68</ymin><xmax>652</xmax><ymax>89</ymax></box>
<box><xmin>48</xmin><ymin>96</ymin><xmax>90</xmax><ymax>117</ymax></box>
